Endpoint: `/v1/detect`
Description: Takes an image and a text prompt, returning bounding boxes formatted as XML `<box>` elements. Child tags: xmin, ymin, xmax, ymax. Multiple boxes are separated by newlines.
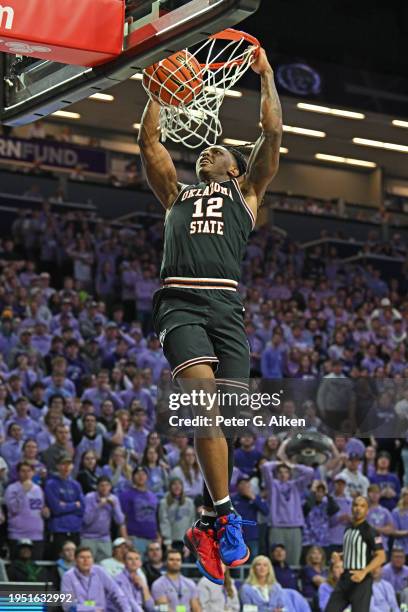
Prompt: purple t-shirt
<box><xmin>302</xmin><ymin>499</ymin><xmax>333</xmax><ymax>548</ymax></box>
<box><xmin>119</xmin><ymin>487</ymin><xmax>158</xmax><ymax>539</ymax></box>
<box><xmin>370</xmin><ymin>472</ymin><xmax>401</xmax><ymax>511</ymax></box>
<box><xmin>301</xmin><ymin>566</ymin><xmax>328</xmax><ymax>599</ymax></box>
<box><xmin>371</xmin><ymin>579</ymin><xmax>399</xmax><ymax>612</ymax></box>
<box><xmin>169</xmin><ymin>466</ymin><xmax>203</xmax><ymax>499</ymax></box>
<box><xmin>61</xmin><ymin>566</ymin><xmax>132</xmax><ymax>612</ymax></box>
<box><xmin>5</xmin><ymin>416</ymin><xmax>40</xmax><ymax>440</ymax></box>
<box><xmin>368</xmin><ymin>505</ymin><xmax>393</xmax><ymax>551</ymax></box>
<box><xmin>4</xmin><ymin>481</ymin><xmax>45</xmax><ymax>540</ymax></box>
<box><xmin>120</xmin><ymin>389</ymin><xmax>154</xmax><ymax>426</ymax></box>
<box><xmin>135</xmin><ymin>349</ymin><xmax>168</xmax><ymax>383</ymax></box>
<box><xmin>382</xmin><ymin>562</ymin><xmax>408</xmax><ymax>593</ymax></box>
<box><xmin>151</xmin><ymin>575</ymin><xmax>197</xmax><ymax>611</ymax></box>
<box><xmin>81</xmin><ymin>387</ymin><xmax>123</xmax><ymax>414</ymax></box>
<box><xmin>74</xmin><ymin>435</ymin><xmax>104</xmax><ymax>473</ymax></box>
<box><xmin>81</xmin><ymin>492</ymin><xmax>125</xmax><ymax>541</ymax></box>
<box><xmin>234</xmin><ymin>447</ymin><xmax>263</xmax><ymax>477</ymax></box>
<box><xmin>261</xmin><ymin>461</ymin><xmax>314</xmax><ymax>528</ymax></box>
<box><xmin>0</xmin><ymin>439</ymin><xmax>23</xmax><ymax>468</ymax></box>
<box><xmin>329</xmin><ymin>496</ymin><xmax>352</xmax><ymax>546</ymax></box>
<box><xmin>392</xmin><ymin>508</ymin><xmax>408</xmax><ymax>554</ymax></box>
<box><xmin>114</xmin><ymin>570</ymin><xmax>152</xmax><ymax>612</ymax></box>
<box><xmin>128</xmin><ymin>427</ymin><xmax>149</xmax><ymax>456</ymax></box>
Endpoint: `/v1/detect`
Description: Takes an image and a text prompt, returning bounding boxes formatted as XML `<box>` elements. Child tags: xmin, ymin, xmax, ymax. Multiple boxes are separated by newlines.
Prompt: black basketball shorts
<box><xmin>152</xmin><ymin>286</ymin><xmax>250</xmax><ymax>385</ymax></box>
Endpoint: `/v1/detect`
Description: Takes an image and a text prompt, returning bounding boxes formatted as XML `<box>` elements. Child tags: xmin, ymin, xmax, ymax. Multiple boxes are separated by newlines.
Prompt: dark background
<box><xmin>243</xmin><ymin>0</ymin><xmax>408</xmax><ymax>77</ymax></box>
<box><xmin>240</xmin><ymin>0</ymin><xmax>408</xmax><ymax>117</ymax></box>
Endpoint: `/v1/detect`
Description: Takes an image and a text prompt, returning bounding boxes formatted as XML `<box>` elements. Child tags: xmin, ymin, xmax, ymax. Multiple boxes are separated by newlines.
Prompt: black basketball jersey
<box><xmin>160</xmin><ymin>178</ymin><xmax>255</xmax><ymax>287</ymax></box>
<box><xmin>343</xmin><ymin>521</ymin><xmax>383</xmax><ymax>570</ymax></box>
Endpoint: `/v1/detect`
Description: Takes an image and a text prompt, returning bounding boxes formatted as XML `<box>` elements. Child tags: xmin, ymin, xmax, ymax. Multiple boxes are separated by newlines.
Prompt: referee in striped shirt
<box><xmin>325</xmin><ymin>495</ymin><xmax>386</xmax><ymax>611</ymax></box>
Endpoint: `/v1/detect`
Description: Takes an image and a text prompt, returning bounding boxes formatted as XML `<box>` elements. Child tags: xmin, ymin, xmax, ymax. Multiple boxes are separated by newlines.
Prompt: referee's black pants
<box><xmin>325</xmin><ymin>572</ymin><xmax>373</xmax><ymax>612</ymax></box>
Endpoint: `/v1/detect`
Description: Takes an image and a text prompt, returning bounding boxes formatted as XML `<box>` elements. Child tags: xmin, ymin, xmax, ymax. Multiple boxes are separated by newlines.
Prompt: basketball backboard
<box><xmin>0</xmin><ymin>0</ymin><xmax>260</xmax><ymax>126</ymax></box>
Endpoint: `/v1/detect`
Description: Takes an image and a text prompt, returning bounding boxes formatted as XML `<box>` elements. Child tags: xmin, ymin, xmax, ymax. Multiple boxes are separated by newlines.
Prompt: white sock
<box><xmin>214</xmin><ymin>495</ymin><xmax>231</xmax><ymax>506</ymax></box>
<box><xmin>202</xmin><ymin>509</ymin><xmax>217</xmax><ymax>517</ymax></box>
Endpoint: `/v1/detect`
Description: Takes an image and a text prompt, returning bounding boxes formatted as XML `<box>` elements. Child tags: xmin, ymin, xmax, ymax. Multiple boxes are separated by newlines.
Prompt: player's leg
<box><xmin>200</xmin><ymin>438</ymin><xmax>235</xmax><ymax>526</ymax></box>
<box><xmin>178</xmin><ymin>363</ymin><xmax>230</xmax><ymax>504</ymax></box>
<box><xmin>200</xmin><ymin>485</ymin><xmax>217</xmax><ymax>528</ymax></box>
<box><xmin>158</xmin><ymin>322</ymin><xmax>225</xmax><ymax>583</ymax></box>
<box><xmin>159</xmin><ymin>319</ymin><xmax>231</xmax><ymax>508</ymax></box>
<box><xmin>200</xmin><ymin>422</ymin><xmax>235</xmax><ymax>529</ymax></box>
<box><xmin>206</xmin><ymin>293</ymin><xmax>254</xmax><ymax>567</ymax></box>
<box><xmin>178</xmin><ymin>362</ymin><xmax>228</xmax><ymax>584</ymax></box>
<box><xmin>180</xmin><ymin>363</ymin><xmax>251</xmax><ymax>573</ymax></box>
<box><xmin>225</xmin><ymin>436</ymin><xmax>235</xmax><ymax>499</ymax></box>
<box><xmin>156</xmin><ymin>298</ymin><xmax>250</xmax><ymax>576</ymax></box>
<box><xmin>208</xmin><ymin>291</ymin><xmax>250</xmax><ymax>498</ymax></box>
<box><xmin>198</xmin><ymin>435</ymin><xmax>235</xmax><ymax>569</ymax></box>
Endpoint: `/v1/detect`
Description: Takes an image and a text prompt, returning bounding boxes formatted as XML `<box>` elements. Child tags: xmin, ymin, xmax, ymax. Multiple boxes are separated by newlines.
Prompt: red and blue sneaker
<box><xmin>184</xmin><ymin>522</ymin><xmax>224</xmax><ymax>585</ymax></box>
<box><xmin>215</xmin><ymin>514</ymin><xmax>256</xmax><ymax>567</ymax></box>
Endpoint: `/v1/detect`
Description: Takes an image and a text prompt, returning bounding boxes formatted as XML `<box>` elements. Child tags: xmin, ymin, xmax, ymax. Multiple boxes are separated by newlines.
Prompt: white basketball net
<box><xmin>142</xmin><ymin>31</ymin><xmax>258</xmax><ymax>149</ymax></box>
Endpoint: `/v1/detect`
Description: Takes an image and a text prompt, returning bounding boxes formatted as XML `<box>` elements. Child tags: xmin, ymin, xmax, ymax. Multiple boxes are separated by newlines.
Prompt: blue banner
<box><xmin>0</xmin><ymin>136</ymin><xmax>108</xmax><ymax>174</ymax></box>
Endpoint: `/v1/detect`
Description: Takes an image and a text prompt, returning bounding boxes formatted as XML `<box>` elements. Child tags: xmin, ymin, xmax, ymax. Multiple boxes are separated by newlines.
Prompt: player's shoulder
<box><xmin>236</xmin><ymin>174</ymin><xmax>255</xmax><ymax>197</ymax></box>
<box><xmin>177</xmin><ymin>182</ymin><xmax>191</xmax><ymax>191</ymax></box>
<box><xmin>166</xmin><ymin>183</ymin><xmax>190</xmax><ymax>213</ymax></box>
<box><xmin>173</xmin><ymin>182</ymin><xmax>190</xmax><ymax>200</ymax></box>
<box><xmin>235</xmin><ymin>175</ymin><xmax>259</xmax><ymax>219</ymax></box>
<box><xmin>174</xmin><ymin>182</ymin><xmax>198</xmax><ymax>199</ymax></box>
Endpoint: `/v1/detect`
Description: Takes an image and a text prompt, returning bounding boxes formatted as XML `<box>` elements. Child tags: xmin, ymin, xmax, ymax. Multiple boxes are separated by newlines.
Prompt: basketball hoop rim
<box><xmin>203</xmin><ymin>28</ymin><xmax>260</xmax><ymax>70</ymax></box>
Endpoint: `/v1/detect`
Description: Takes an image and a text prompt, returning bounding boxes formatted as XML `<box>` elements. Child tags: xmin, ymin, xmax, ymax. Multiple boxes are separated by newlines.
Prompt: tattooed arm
<box><xmin>138</xmin><ymin>99</ymin><xmax>180</xmax><ymax>210</ymax></box>
<box><xmin>241</xmin><ymin>49</ymin><xmax>283</xmax><ymax>210</ymax></box>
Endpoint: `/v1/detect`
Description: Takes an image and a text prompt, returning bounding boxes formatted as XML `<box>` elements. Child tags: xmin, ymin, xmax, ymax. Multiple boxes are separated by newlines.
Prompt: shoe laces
<box><xmin>217</xmin><ymin>514</ymin><xmax>256</xmax><ymax>546</ymax></box>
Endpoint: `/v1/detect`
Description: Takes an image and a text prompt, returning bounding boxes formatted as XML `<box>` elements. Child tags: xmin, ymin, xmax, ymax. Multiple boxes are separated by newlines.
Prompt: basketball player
<box><xmin>138</xmin><ymin>48</ymin><xmax>282</xmax><ymax>584</ymax></box>
<box><xmin>326</xmin><ymin>496</ymin><xmax>386</xmax><ymax>611</ymax></box>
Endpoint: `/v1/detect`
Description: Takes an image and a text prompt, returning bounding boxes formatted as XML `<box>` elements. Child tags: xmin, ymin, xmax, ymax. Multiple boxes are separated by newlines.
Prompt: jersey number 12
<box><xmin>190</xmin><ymin>197</ymin><xmax>224</xmax><ymax>235</ymax></box>
<box><xmin>192</xmin><ymin>197</ymin><xmax>223</xmax><ymax>219</ymax></box>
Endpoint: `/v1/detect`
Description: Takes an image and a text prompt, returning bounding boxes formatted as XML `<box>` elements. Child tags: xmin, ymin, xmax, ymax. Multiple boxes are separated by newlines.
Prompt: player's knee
<box><xmin>178</xmin><ymin>362</ymin><xmax>216</xmax><ymax>380</ymax></box>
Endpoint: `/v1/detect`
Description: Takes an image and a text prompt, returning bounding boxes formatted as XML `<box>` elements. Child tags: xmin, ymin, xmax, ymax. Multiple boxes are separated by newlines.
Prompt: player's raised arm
<box><xmin>242</xmin><ymin>49</ymin><xmax>282</xmax><ymax>206</ymax></box>
<box><xmin>137</xmin><ymin>99</ymin><xmax>180</xmax><ymax>210</ymax></box>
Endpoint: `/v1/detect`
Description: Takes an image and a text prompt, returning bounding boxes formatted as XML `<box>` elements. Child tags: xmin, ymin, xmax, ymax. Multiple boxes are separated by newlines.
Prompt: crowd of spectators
<box><xmin>270</xmin><ymin>194</ymin><xmax>408</xmax><ymax>228</ymax></box>
<box><xmin>0</xmin><ymin>195</ymin><xmax>407</xmax><ymax>610</ymax></box>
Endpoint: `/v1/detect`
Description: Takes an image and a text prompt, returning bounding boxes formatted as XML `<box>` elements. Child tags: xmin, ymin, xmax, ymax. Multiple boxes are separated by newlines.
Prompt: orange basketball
<box><xmin>143</xmin><ymin>50</ymin><xmax>203</xmax><ymax>107</ymax></box>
